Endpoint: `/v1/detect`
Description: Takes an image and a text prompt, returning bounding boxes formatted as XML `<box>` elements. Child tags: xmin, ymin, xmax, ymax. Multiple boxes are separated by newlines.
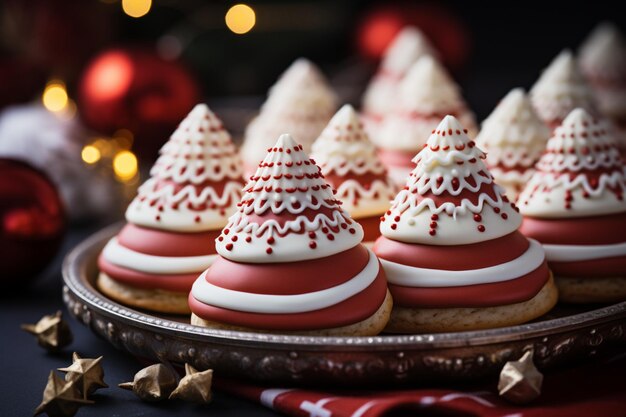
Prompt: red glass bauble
<box><xmin>78</xmin><ymin>48</ymin><xmax>200</xmax><ymax>161</ymax></box>
<box><xmin>0</xmin><ymin>159</ymin><xmax>65</xmax><ymax>287</ymax></box>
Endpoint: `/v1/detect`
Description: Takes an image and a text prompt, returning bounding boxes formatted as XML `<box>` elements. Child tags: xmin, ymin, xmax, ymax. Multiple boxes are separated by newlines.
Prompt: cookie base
<box><xmin>97</xmin><ymin>273</ymin><xmax>190</xmax><ymax>314</ymax></box>
<box><xmin>385</xmin><ymin>274</ymin><xmax>558</xmax><ymax>333</ymax></box>
<box><xmin>190</xmin><ymin>290</ymin><xmax>393</xmax><ymax>336</ymax></box>
<box><xmin>556</xmin><ymin>276</ymin><xmax>626</xmax><ymax>304</ymax></box>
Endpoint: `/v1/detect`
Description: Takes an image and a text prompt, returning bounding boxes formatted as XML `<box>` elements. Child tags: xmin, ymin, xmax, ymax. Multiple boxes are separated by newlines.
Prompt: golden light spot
<box><xmin>113</xmin><ymin>150</ymin><xmax>138</xmax><ymax>181</ymax></box>
<box><xmin>81</xmin><ymin>145</ymin><xmax>101</xmax><ymax>164</ymax></box>
<box><xmin>122</xmin><ymin>0</ymin><xmax>151</xmax><ymax>18</ymax></box>
<box><xmin>42</xmin><ymin>81</ymin><xmax>68</xmax><ymax>112</ymax></box>
<box><xmin>225</xmin><ymin>4</ymin><xmax>256</xmax><ymax>35</ymax></box>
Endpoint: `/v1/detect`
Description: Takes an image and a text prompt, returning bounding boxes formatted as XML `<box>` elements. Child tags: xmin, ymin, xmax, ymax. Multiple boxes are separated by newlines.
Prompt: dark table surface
<box><xmin>1</xmin><ymin>223</ymin><xmax>280</xmax><ymax>417</ymax></box>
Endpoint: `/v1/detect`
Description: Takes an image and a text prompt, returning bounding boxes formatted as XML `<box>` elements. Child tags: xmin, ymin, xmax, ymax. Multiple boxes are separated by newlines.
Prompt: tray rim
<box><xmin>63</xmin><ymin>223</ymin><xmax>626</xmax><ymax>351</ymax></box>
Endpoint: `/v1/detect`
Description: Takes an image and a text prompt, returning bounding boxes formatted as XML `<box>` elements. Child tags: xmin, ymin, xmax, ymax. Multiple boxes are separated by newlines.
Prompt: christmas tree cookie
<box><xmin>311</xmin><ymin>105</ymin><xmax>396</xmax><ymax>243</ymax></box>
<box><xmin>374</xmin><ymin>115</ymin><xmax>557</xmax><ymax>333</ymax></box>
<box><xmin>98</xmin><ymin>104</ymin><xmax>244</xmax><ymax>313</ymax></box>
<box><xmin>476</xmin><ymin>88</ymin><xmax>550</xmax><ymax>201</ymax></box>
<box><xmin>519</xmin><ymin>108</ymin><xmax>626</xmax><ymax>303</ymax></box>
<box><xmin>189</xmin><ymin>134</ymin><xmax>392</xmax><ymax>335</ymax></box>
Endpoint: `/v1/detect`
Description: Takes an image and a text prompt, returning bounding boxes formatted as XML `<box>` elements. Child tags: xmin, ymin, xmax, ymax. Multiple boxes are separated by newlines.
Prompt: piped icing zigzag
<box><xmin>240</xmin><ymin>59</ymin><xmax>338</xmax><ymax>173</ymax></box>
<box><xmin>530</xmin><ymin>50</ymin><xmax>597</xmax><ymax>128</ymax></box>
<box><xmin>189</xmin><ymin>134</ymin><xmax>388</xmax><ymax>330</ymax></box>
<box><xmin>98</xmin><ymin>104</ymin><xmax>244</xmax><ymax>293</ymax></box>
<box><xmin>374</xmin><ymin>115</ymin><xmax>550</xmax><ymax>308</ymax></box>
<box><xmin>476</xmin><ymin>88</ymin><xmax>550</xmax><ymax>201</ymax></box>
<box><xmin>311</xmin><ymin>105</ymin><xmax>397</xmax><ymax>240</ymax></box>
<box><xmin>373</xmin><ymin>55</ymin><xmax>477</xmax><ymax>184</ymax></box>
<box><xmin>519</xmin><ymin>108</ymin><xmax>626</xmax><ymax>277</ymax></box>
<box><xmin>362</xmin><ymin>27</ymin><xmax>436</xmax><ymax>121</ymax></box>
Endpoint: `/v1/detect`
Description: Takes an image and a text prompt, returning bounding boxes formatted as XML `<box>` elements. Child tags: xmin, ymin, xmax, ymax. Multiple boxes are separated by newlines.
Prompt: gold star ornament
<box><xmin>119</xmin><ymin>364</ymin><xmax>178</xmax><ymax>402</ymax></box>
<box><xmin>22</xmin><ymin>311</ymin><xmax>73</xmax><ymax>352</ymax></box>
<box><xmin>498</xmin><ymin>350</ymin><xmax>543</xmax><ymax>404</ymax></box>
<box><xmin>169</xmin><ymin>364</ymin><xmax>213</xmax><ymax>404</ymax></box>
<box><xmin>58</xmin><ymin>352</ymin><xmax>108</xmax><ymax>398</ymax></box>
<box><xmin>34</xmin><ymin>371</ymin><xmax>93</xmax><ymax>417</ymax></box>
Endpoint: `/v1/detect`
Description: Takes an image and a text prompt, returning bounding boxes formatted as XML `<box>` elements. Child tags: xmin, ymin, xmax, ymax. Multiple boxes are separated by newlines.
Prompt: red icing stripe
<box><xmin>358</xmin><ymin>214</ymin><xmax>382</xmax><ymax>242</ymax></box>
<box><xmin>377</xmin><ymin>149</ymin><xmax>417</xmax><ymax>168</ymax></box>
<box><xmin>374</xmin><ymin>232</ymin><xmax>529</xmax><ymax>270</ymax></box>
<box><xmin>204</xmin><ymin>245</ymin><xmax>368</xmax><ymax>295</ymax></box>
<box><xmin>549</xmin><ymin>255</ymin><xmax>626</xmax><ymax>278</ymax></box>
<box><xmin>390</xmin><ymin>261</ymin><xmax>550</xmax><ymax>308</ymax></box>
<box><xmin>521</xmin><ymin>213</ymin><xmax>626</xmax><ymax>245</ymax></box>
<box><xmin>97</xmin><ymin>254</ymin><xmax>198</xmax><ymax>293</ymax></box>
<box><xmin>117</xmin><ymin>224</ymin><xmax>219</xmax><ymax>257</ymax></box>
<box><xmin>189</xmin><ymin>266</ymin><xmax>388</xmax><ymax>330</ymax></box>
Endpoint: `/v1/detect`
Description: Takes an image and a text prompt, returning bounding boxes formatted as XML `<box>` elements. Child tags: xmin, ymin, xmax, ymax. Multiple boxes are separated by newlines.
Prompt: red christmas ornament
<box><xmin>356</xmin><ymin>3</ymin><xmax>471</xmax><ymax>70</ymax></box>
<box><xmin>0</xmin><ymin>159</ymin><xmax>65</xmax><ymax>287</ymax></box>
<box><xmin>78</xmin><ymin>48</ymin><xmax>200</xmax><ymax>160</ymax></box>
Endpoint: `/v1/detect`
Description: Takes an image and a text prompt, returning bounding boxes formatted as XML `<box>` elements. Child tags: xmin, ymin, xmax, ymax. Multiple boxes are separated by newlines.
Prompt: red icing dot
<box><xmin>322</xmin><ymin>227</ymin><xmax>329</xmax><ymax>233</ymax></box>
<box><xmin>501</xmin><ymin>213</ymin><xmax>508</xmax><ymax>220</ymax></box>
<box><xmin>267</xmin><ymin>236</ymin><xmax>275</xmax><ymax>244</ymax></box>
<box><xmin>218</xmin><ymin>236</ymin><xmax>224</xmax><ymax>242</ymax></box>
<box><xmin>431</xmin><ymin>214</ymin><xmax>439</xmax><ymax>221</ymax></box>
<box><xmin>266</xmin><ymin>247</ymin><xmax>273</xmax><ymax>254</ymax></box>
<box><xmin>429</xmin><ymin>229</ymin><xmax>436</xmax><ymax>236</ymax></box>
<box><xmin>309</xmin><ymin>241</ymin><xmax>317</xmax><ymax>249</ymax></box>
<box><xmin>494</xmin><ymin>207</ymin><xmax>500</xmax><ymax>213</ymax></box>
<box><xmin>430</xmin><ymin>221</ymin><xmax>437</xmax><ymax>228</ymax></box>
<box><xmin>349</xmin><ymin>228</ymin><xmax>356</xmax><ymax>234</ymax></box>
<box><xmin>155</xmin><ymin>215</ymin><xmax>161</xmax><ymax>221</ymax></box>
<box><xmin>194</xmin><ymin>215</ymin><xmax>201</xmax><ymax>223</ymax></box>
<box><xmin>477</xmin><ymin>225</ymin><xmax>485</xmax><ymax>232</ymax></box>
<box><xmin>308</xmin><ymin>231</ymin><xmax>316</xmax><ymax>238</ymax></box>
<box><xmin>223</xmin><ymin>228</ymin><xmax>230</xmax><ymax>235</ymax></box>
<box><xmin>473</xmin><ymin>214</ymin><xmax>482</xmax><ymax>222</ymax></box>
<box><xmin>225</xmin><ymin>243</ymin><xmax>233</xmax><ymax>251</ymax></box>
<box><xmin>394</xmin><ymin>216</ymin><xmax>400</xmax><ymax>222</ymax></box>
<box><xmin>232</xmin><ymin>236</ymin><xmax>238</xmax><ymax>242</ymax></box>
<box><xmin>327</xmin><ymin>234</ymin><xmax>335</xmax><ymax>241</ymax></box>
<box><xmin>245</xmin><ymin>236</ymin><xmax>252</xmax><ymax>243</ymax></box>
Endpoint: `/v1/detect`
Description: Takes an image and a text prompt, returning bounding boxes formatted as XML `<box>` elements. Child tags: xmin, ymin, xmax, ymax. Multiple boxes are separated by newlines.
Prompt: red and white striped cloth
<box><xmin>214</xmin><ymin>350</ymin><xmax>626</xmax><ymax>417</ymax></box>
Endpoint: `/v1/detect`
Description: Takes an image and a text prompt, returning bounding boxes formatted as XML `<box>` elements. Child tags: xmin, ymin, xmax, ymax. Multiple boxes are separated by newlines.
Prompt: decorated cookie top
<box><xmin>579</xmin><ymin>23</ymin><xmax>626</xmax><ymax>83</ymax></box>
<box><xmin>380</xmin><ymin>115</ymin><xmax>521</xmax><ymax>245</ymax></box>
<box><xmin>125</xmin><ymin>104</ymin><xmax>244</xmax><ymax>232</ymax></box>
<box><xmin>530</xmin><ymin>50</ymin><xmax>596</xmax><ymax>125</ymax></box>
<box><xmin>379</xmin><ymin>26</ymin><xmax>436</xmax><ymax>76</ymax></box>
<box><xmin>518</xmin><ymin>108</ymin><xmax>626</xmax><ymax>218</ymax></box>
<box><xmin>217</xmin><ymin>134</ymin><xmax>364</xmax><ymax>263</ymax></box>
<box><xmin>311</xmin><ymin>105</ymin><xmax>396</xmax><ymax>218</ymax></box>
<box><xmin>476</xmin><ymin>88</ymin><xmax>550</xmax><ymax>175</ymax></box>
<box><xmin>241</xmin><ymin>59</ymin><xmax>338</xmax><ymax>165</ymax></box>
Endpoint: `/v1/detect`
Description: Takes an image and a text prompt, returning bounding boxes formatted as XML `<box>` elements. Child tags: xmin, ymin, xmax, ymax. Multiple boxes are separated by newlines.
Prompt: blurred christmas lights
<box><xmin>225</xmin><ymin>4</ymin><xmax>256</xmax><ymax>35</ymax></box>
<box><xmin>122</xmin><ymin>0</ymin><xmax>151</xmax><ymax>18</ymax></box>
<box><xmin>42</xmin><ymin>81</ymin><xmax>69</xmax><ymax>112</ymax></box>
<box><xmin>81</xmin><ymin>145</ymin><xmax>102</xmax><ymax>164</ymax></box>
<box><xmin>113</xmin><ymin>150</ymin><xmax>138</xmax><ymax>181</ymax></box>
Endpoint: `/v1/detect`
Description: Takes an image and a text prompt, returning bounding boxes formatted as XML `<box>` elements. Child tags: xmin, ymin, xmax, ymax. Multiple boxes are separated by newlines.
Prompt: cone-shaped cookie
<box><xmin>98</xmin><ymin>104</ymin><xmax>245</xmax><ymax>313</ymax></box>
<box><xmin>519</xmin><ymin>108</ymin><xmax>626</xmax><ymax>303</ymax></box>
<box><xmin>189</xmin><ymin>134</ymin><xmax>392</xmax><ymax>335</ymax></box>
<box><xmin>374</xmin><ymin>115</ymin><xmax>557</xmax><ymax>333</ymax></box>
<box><xmin>476</xmin><ymin>88</ymin><xmax>550</xmax><ymax>201</ymax></box>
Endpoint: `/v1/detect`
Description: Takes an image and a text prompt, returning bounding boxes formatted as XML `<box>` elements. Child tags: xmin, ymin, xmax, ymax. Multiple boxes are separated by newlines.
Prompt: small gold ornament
<box><xmin>58</xmin><ymin>352</ymin><xmax>108</xmax><ymax>398</ymax></box>
<box><xmin>169</xmin><ymin>364</ymin><xmax>213</xmax><ymax>404</ymax></box>
<box><xmin>119</xmin><ymin>364</ymin><xmax>178</xmax><ymax>402</ymax></box>
<box><xmin>498</xmin><ymin>350</ymin><xmax>543</xmax><ymax>404</ymax></box>
<box><xmin>22</xmin><ymin>311</ymin><xmax>73</xmax><ymax>352</ymax></box>
<box><xmin>34</xmin><ymin>371</ymin><xmax>93</xmax><ymax>417</ymax></box>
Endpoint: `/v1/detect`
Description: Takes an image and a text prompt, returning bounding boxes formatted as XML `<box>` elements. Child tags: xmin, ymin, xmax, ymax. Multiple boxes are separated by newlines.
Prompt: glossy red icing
<box><xmin>520</xmin><ymin>212</ymin><xmax>626</xmax><ymax>245</ymax></box>
<box><xmin>204</xmin><ymin>245</ymin><xmax>368</xmax><ymax>295</ymax></box>
<box><xmin>389</xmin><ymin>261</ymin><xmax>550</xmax><ymax>308</ymax></box>
<box><xmin>189</xmin><ymin>265</ymin><xmax>388</xmax><ymax>330</ymax></box>
<box><xmin>98</xmin><ymin>255</ymin><xmax>197</xmax><ymax>293</ymax></box>
<box><xmin>549</xmin><ymin>255</ymin><xmax>626</xmax><ymax>277</ymax></box>
<box><xmin>117</xmin><ymin>224</ymin><xmax>220</xmax><ymax>257</ymax></box>
<box><xmin>358</xmin><ymin>215</ymin><xmax>382</xmax><ymax>242</ymax></box>
<box><xmin>374</xmin><ymin>231</ymin><xmax>529</xmax><ymax>270</ymax></box>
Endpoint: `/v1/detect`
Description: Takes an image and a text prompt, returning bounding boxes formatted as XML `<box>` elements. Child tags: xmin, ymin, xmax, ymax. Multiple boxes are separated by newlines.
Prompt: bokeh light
<box><xmin>42</xmin><ymin>81</ymin><xmax>69</xmax><ymax>112</ymax></box>
<box><xmin>113</xmin><ymin>150</ymin><xmax>138</xmax><ymax>181</ymax></box>
<box><xmin>81</xmin><ymin>145</ymin><xmax>101</xmax><ymax>164</ymax></box>
<box><xmin>225</xmin><ymin>4</ymin><xmax>256</xmax><ymax>35</ymax></box>
<box><xmin>122</xmin><ymin>0</ymin><xmax>152</xmax><ymax>18</ymax></box>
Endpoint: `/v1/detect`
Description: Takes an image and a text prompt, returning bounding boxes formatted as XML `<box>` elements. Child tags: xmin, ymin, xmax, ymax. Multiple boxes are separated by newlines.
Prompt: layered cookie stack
<box><xmin>189</xmin><ymin>134</ymin><xmax>393</xmax><ymax>335</ymax></box>
<box><xmin>240</xmin><ymin>58</ymin><xmax>338</xmax><ymax>175</ymax></box>
<box><xmin>374</xmin><ymin>115</ymin><xmax>557</xmax><ymax>333</ymax></box>
<box><xmin>519</xmin><ymin>108</ymin><xmax>626</xmax><ymax>303</ymax></box>
<box><xmin>311</xmin><ymin>105</ymin><xmax>397</xmax><ymax>243</ymax></box>
<box><xmin>476</xmin><ymin>88</ymin><xmax>550</xmax><ymax>201</ymax></box>
<box><xmin>98</xmin><ymin>104</ymin><xmax>244</xmax><ymax>313</ymax></box>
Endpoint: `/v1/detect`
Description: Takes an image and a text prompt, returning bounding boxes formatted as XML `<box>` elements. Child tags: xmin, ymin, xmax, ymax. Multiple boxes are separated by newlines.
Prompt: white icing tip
<box><xmin>274</xmin><ymin>133</ymin><xmax>300</xmax><ymax>149</ymax></box>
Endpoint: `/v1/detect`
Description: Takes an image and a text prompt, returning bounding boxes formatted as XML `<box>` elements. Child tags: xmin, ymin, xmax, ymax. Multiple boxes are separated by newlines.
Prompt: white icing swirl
<box><xmin>126</xmin><ymin>104</ymin><xmax>243</xmax><ymax>232</ymax></box>
<box><xmin>219</xmin><ymin>134</ymin><xmax>364</xmax><ymax>263</ymax></box>
<box><xmin>381</xmin><ymin>239</ymin><xmax>545</xmax><ymax>287</ymax></box>
<box><xmin>334</xmin><ymin>179</ymin><xmax>394</xmax><ymax>218</ymax></box>
<box><xmin>381</xmin><ymin>116</ymin><xmax>521</xmax><ymax>245</ymax></box>
<box><xmin>241</xmin><ymin>58</ymin><xmax>337</xmax><ymax>167</ymax></box>
<box><xmin>190</xmin><ymin>248</ymin><xmax>379</xmax><ymax>314</ymax></box>
<box><xmin>530</xmin><ymin>50</ymin><xmax>596</xmax><ymax>124</ymax></box>
<box><xmin>102</xmin><ymin>238</ymin><xmax>217</xmax><ymax>274</ymax></box>
<box><xmin>543</xmin><ymin>241</ymin><xmax>626</xmax><ymax>262</ymax></box>
<box><xmin>519</xmin><ymin>108</ymin><xmax>626</xmax><ymax>218</ymax></box>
